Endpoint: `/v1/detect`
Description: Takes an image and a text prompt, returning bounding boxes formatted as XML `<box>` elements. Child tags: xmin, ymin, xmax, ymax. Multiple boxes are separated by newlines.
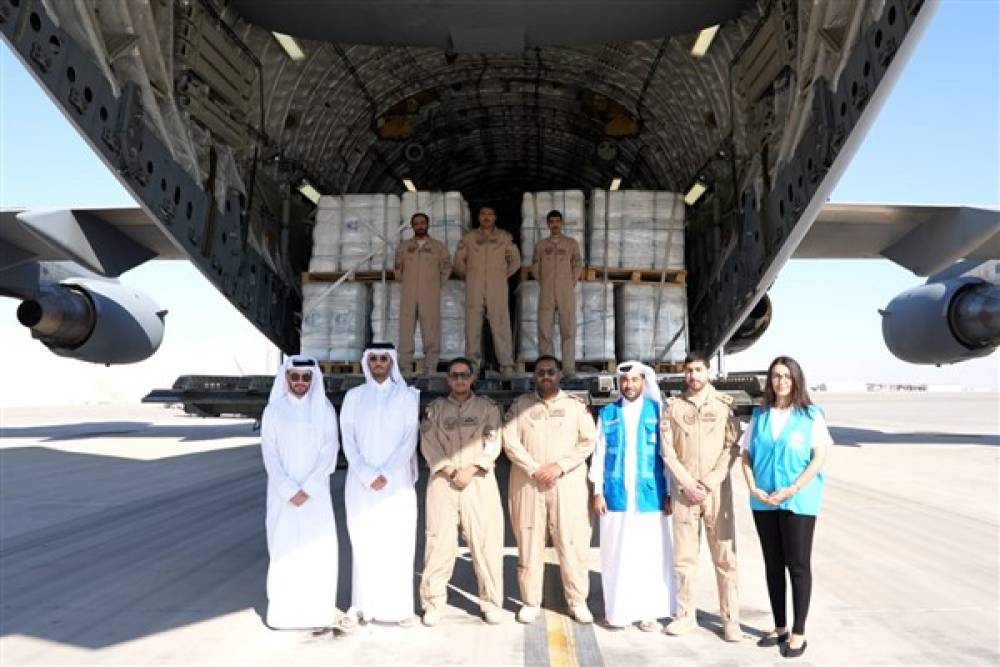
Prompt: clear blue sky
<box><xmin>1</xmin><ymin>1</ymin><xmax>997</xmax><ymax>404</ymax></box>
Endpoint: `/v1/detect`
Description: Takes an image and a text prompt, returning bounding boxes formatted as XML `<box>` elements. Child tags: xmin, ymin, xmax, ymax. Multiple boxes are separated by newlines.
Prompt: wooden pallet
<box><xmin>319</xmin><ymin>361</ymin><xmax>362</xmax><ymax>375</ymax></box>
<box><xmin>515</xmin><ymin>359</ymin><xmax>617</xmax><ymax>374</ymax></box>
<box><xmin>583</xmin><ymin>266</ymin><xmax>686</xmax><ymax>285</ymax></box>
<box><xmin>652</xmin><ymin>362</ymin><xmax>685</xmax><ymax>374</ymax></box>
<box><xmin>302</xmin><ymin>270</ymin><xmax>396</xmax><ymax>284</ymax></box>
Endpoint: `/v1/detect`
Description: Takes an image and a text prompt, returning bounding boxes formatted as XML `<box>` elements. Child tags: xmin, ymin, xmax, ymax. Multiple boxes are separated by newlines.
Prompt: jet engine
<box><xmin>881</xmin><ymin>279</ymin><xmax>999</xmax><ymax>365</ymax></box>
<box><xmin>725</xmin><ymin>294</ymin><xmax>773</xmax><ymax>355</ymax></box>
<box><xmin>16</xmin><ymin>279</ymin><xmax>166</xmax><ymax>364</ymax></box>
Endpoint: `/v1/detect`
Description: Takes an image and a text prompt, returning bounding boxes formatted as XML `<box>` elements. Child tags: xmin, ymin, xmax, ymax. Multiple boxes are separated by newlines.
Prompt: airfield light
<box><xmin>273</xmin><ymin>32</ymin><xmax>306</xmax><ymax>62</ymax></box>
<box><xmin>402</xmin><ymin>178</ymin><xmax>417</xmax><ymax>192</ymax></box>
<box><xmin>684</xmin><ymin>181</ymin><xmax>708</xmax><ymax>206</ymax></box>
<box><xmin>691</xmin><ymin>25</ymin><xmax>720</xmax><ymax>58</ymax></box>
<box><xmin>610</xmin><ymin>177</ymin><xmax>622</xmax><ymax>191</ymax></box>
<box><xmin>297</xmin><ymin>179</ymin><xmax>321</xmax><ymax>204</ymax></box>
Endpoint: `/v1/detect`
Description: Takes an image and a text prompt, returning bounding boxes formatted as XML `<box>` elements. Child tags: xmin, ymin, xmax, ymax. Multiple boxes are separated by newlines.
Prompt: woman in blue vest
<box><xmin>740</xmin><ymin>356</ymin><xmax>832</xmax><ymax>659</ymax></box>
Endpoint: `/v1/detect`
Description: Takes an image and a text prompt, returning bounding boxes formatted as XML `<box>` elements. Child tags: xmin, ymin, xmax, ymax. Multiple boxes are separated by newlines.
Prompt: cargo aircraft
<box><xmin>2</xmin><ymin>1</ymin><xmax>998</xmax><ymax>380</ymax></box>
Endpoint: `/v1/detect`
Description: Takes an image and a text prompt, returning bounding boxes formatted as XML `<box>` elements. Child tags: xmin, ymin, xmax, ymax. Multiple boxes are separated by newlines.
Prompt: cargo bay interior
<box><xmin>13</xmin><ymin>0</ymin><xmax>923</xmax><ymax>369</ymax></box>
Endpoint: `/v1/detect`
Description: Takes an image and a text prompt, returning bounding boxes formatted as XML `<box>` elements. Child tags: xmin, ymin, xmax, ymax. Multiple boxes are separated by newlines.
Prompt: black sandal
<box><xmin>757</xmin><ymin>631</ymin><xmax>789</xmax><ymax>647</ymax></box>
<box><xmin>782</xmin><ymin>640</ymin><xmax>808</xmax><ymax>658</ymax></box>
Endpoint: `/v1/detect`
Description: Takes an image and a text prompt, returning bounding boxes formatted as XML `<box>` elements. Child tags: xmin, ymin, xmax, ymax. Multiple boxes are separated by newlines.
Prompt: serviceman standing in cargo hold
<box><xmin>661</xmin><ymin>352</ymin><xmax>743</xmax><ymax>642</ymax></box>
<box><xmin>394</xmin><ymin>212</ymin><xmax>452</xmax><ymax>374</ymax></box>
<box><xmin>531</xmin><ymin>209</ymin><xmax>583</xmax><ymax>377</ymax></box>
<box><xmin>502</xmin><ymin>355</ymin><xmax>597</xmax><ymax>625</ymax></box>
<box><xmin>418</xmin><ymin>357</ymin><xmax>505</xmax><ymax>627</ymax></box>
<box><xmin>453</xmin><ymin>205</ymin><xmax>520</xmax><ymax>378</ymax></box>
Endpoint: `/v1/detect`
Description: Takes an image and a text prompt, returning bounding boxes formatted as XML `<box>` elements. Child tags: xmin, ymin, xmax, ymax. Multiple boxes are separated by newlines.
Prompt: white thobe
<box><xmin>261</xmin><ymin>396</ymin><xmax>340</xmax><ymax>629</ymax></box>
<box><xmin>340</xmin><ymin>378</ymin><xmax>419</xmax><ymax>621</ymax></box>
<box><xmin>589</xmin><ymin>398</ymin><xmax>677</xmax><ymax>626</ymax></box>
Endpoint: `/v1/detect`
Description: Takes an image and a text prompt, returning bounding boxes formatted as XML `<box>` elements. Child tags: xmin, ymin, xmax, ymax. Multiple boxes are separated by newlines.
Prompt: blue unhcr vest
<box><xmin>599</xmin><ymin>398</ymin><xmax>667</xmax><ymax>512</ymax></box>
<box><xmin>748</xmin><ymin>405</ymin><xmax>825</xmax><ymax>516</ymax></box>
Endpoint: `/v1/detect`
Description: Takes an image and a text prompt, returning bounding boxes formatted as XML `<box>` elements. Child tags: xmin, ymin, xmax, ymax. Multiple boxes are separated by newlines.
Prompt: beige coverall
<box><xmin>660</xmin><ymin>387</ymin><xmax>742</xmax><ymax>625</ymax></box>
<box><xmin>453</xmin><ymin>229</ymin><xmax>520</xmax><ymax>368</ymax></box>
<box><xmin>394</xmin><ymin>237</ymin><xmax>452</xmax><ymax>373</ymax></box>
<box><xmin>502</xmin><ymin>390</ymin><xmax>597</xmax><ymax>608</ymax></box>
<box><xmin>419</xmin><ymin>394</ymin><xmax>505</xmax><ymax>614</ymax></box>
<box><xmin>532</xmin><ymin>235</ymin><xmax>583</xmax><ymax>374</ymax></box>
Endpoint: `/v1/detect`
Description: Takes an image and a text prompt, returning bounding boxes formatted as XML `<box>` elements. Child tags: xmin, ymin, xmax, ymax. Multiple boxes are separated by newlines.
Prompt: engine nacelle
<box><xmin>725</xmin><ymin>294</ymin><xmax>773</xmax><ymax>355</ymax></box>
<box><xmin>881</xmin><ymin>279</ymin><xmax>999</xmax><ymax>365</ymax></box>
<box><xmin>16</xmin><ymin>279</ymin><xmax>166</xmax><ymax>364</ymax></box>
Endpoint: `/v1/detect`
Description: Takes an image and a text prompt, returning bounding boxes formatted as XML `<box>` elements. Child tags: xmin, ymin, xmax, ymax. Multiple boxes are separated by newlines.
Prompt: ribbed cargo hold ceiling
<box><xmin>224</xmin><ymin>1</ymin><xmax>761</xmax><ymax>198</ymax></box>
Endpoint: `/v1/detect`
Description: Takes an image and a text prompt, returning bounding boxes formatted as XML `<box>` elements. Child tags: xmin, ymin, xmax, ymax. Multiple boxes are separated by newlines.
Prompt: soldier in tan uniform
<box><xmin>531</xmin><ymin>210</ymin><xmax>583</xmax><ymax>377</ymax></box>
<box><xmin>661</xmin><ymin>352</ymin><xmax>743</xmax><ymax>642</ymax></box>
<box><xmin>502</xmin><ymin>355</ymin><xmax>597</xmax><ymax>625</ymax></box>
<box><xmin>394</xmin><ymin>212</ymin><xmax>452</xmax><ymax>374</ymax></box>
<box><xmin>453</xmin><ymin>205</ymin><xmax>520</xmax><ymax>378</ymax></box>
<box><xmin>419</xmin><ymin>357</ymin><xmax>505</xmax><ymax>626</ymax></box>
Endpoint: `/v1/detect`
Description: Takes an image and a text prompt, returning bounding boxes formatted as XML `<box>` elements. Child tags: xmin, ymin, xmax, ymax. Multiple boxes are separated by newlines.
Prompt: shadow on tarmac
<box><xmin>829</xmin><ymin>426</ymin><xmax>999</xmax><ymax>447</ymax></box>
<box><xmin>1</xmin><ymin>443</ymin><xmax>605</xmax><ymax>650</ymax></box>
<box><xmin>0</xmin><ymin>421</ymin><xmax>256</xmax><ymax>442</ymax></box>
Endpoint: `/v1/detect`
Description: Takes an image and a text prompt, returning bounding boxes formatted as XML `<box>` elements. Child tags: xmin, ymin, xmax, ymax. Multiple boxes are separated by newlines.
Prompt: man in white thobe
<box><xmin>261</xmin><ymin>355</ymin><xmax>342</xmax><ymax>629</ymax></box>
<box><xmin>340</xmin><ymin>343</ymin><xmax>420</xmax><ymax>626</ymax></box>
<box><xmin>589</xmin><ymin>361</ymin><xmax>677</xmax><ymax>630</ymax></box>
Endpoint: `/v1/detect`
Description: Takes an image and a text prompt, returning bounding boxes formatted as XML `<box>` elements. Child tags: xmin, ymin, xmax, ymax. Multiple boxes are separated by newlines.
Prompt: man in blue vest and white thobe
<box><xmin>589</xmin><ymin>361</ymin><xmax>676</xmax><ymax>631</ymax></box>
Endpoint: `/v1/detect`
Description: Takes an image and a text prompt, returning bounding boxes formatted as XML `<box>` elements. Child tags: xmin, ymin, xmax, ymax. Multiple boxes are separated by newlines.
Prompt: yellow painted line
<box><xmin>544</xmin><ymin>608</ymin><xmax>580</xmax><ymax>667</ymax></box>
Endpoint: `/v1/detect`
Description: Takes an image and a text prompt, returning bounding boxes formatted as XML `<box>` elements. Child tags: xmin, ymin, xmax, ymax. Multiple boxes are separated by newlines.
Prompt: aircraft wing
<box><xmin>795</xmin><ymin>203</ymin><xmax>1000</xmax><ymax>276</ymax></box>
<box><xmin>0</xmin><ymin>207</ymin><xmax>184</xmax><ymax>276</ymax></box>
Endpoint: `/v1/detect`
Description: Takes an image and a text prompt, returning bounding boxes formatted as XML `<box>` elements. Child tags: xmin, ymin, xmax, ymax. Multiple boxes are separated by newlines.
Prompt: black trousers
<box><xmin>752</xmin><ymin>510</ymin><xmax>817</xmax><ymax>635</ymax></box>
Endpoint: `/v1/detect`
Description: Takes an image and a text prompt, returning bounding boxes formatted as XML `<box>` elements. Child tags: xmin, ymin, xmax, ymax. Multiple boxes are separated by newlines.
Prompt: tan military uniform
<box><xmin>660</xmin><ymin>386</ymin><xmax>742</xmax><ymax>625</ymax></box>
<box><xmin>419</xmin><ymin>394</ymin><xmax>504</xmax><ymax>614</ymax></box>
<box><xmin>394</xmin><ymin>237</ymin><xmax>452</xmax><ymax>373</ymax></box>
<box><xmin>532</xmin><ymin>235</ymin><xmax>583</xmax><ymax>375</ymax></box>
<box><xmin>502</xmin><ymin>390</ymin><xmax>597</xmax><ymax>608</ymax></box>
<box><xmin>453</xmin><ymin>228</ymin><xmax>520</xmax><ymax>369</ymax></box>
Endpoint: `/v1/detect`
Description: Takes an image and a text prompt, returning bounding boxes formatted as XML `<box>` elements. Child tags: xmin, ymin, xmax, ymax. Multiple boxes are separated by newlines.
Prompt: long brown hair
<box><xmin>764</xmin><ymin>356</ymin><xmax>813</xmax><ymax>411</ymax></box>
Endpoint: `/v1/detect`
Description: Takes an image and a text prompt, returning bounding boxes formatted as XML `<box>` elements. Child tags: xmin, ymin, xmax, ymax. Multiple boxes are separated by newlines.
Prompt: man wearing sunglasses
<box><xmin>418</xmin><ymin>357</ymin><xmax>505</xmax><ymax>627</ymax></box>
<box><xmin>340</xmin><ymin>343</ymin><xmax>421</xmax><ymax>627</ymax></box>
<box><xmin>260</xmin><ymin>355</ymin><xmax>345</xmax><ymax>630</ymax></box>
<box><xmin>502</xmin><ymin>355</ymin><xmax>597</xmax><ymax>625</ymax></box>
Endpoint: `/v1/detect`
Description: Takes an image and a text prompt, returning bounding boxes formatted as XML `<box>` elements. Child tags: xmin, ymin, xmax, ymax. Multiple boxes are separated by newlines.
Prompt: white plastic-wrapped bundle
<box><xmin>309</xmin><ymin>196</ymin><xmax>341</xmax><ymax>273</ymax></box>
<box><xmin>588</xmin><ymin>190</ymin><xmax>685</xmax><ymax>270</ymax></box>
<box><xmin>400</xmin><ymin>191</ymin><xmax>469</xmax><ymax>258</ymax></box>
<box><xmin>309</xmin><ymin>194</ymin><xmax>402</xmax><ymax>272</ymax></box>
<box><xmin>370</xmin><ymin>280</ymin><xmax>466</xmax><ymax>361</ymax></box>
<box><xmin>520</xmin><ymin>190</ymin><xmax>586</xmax><ymax>267</ymax></box>
<box><xmin>300</xmin><ymin>283</ymin><xmax>335</xmax><ymax>359</ymax></box>
<box><xmin>516</xmin><ymin>281</ymin><xmax>614</xmax><ymax>362</ymax></box>
<box><xmin>299</xmin><ymin>282</ymin><xmax>369</xmax><ymax>361</ymax></box>
<box><xmin>328</xmin><ymin>283</ymin><xmax>369</xmax><ymax>361</ymax></box>
<box><xmin>616</xmin><ymin>283</ymin><xmax>688</xmax><ymax>364</ymax></box>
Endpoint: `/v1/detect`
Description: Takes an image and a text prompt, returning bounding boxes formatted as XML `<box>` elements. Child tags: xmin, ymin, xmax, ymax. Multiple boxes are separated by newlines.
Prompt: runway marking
<box><xmin>544</xmin><ymin>608</ymin><xmax>579</xmax><ymax>667</ymax></box>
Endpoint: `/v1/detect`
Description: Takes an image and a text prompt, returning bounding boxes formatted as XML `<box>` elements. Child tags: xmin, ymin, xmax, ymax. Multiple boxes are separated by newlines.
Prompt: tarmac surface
<box><xmin>0</xmin><ymin>392</ymin><xmax>997</xmax><ymax>666</ymax></box>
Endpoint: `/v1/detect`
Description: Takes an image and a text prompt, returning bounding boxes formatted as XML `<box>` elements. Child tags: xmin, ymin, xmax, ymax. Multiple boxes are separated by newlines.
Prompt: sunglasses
<box><xmin>448</xmin><ymin>371</ymin><xmax>472</xmax><ymax>380</ymax></box>
<box><xmin>288</xmin><ymin>372</ymin><xmax>313</xmax><ymax>382</ymax></box>
<box><xmin>368</xmin><ymin>354</ymin><xmax>391</xmax><ymax>363</ymax></box>
<box><xmin>534</xmin><ymin>368</ymin><xmax>559</xmax><ymax>377</ymax></box>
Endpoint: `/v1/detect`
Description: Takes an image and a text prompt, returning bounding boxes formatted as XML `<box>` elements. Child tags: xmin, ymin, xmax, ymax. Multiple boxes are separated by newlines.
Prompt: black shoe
<box><xmin>757</xmin><ymin>632</ymin><xmax>789</xmax><ymax>647</ymax></box>
<box><xmin>782</xmin><ymin>640</ymin><xmax>808</xmax><ymax>658</ymax></box>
